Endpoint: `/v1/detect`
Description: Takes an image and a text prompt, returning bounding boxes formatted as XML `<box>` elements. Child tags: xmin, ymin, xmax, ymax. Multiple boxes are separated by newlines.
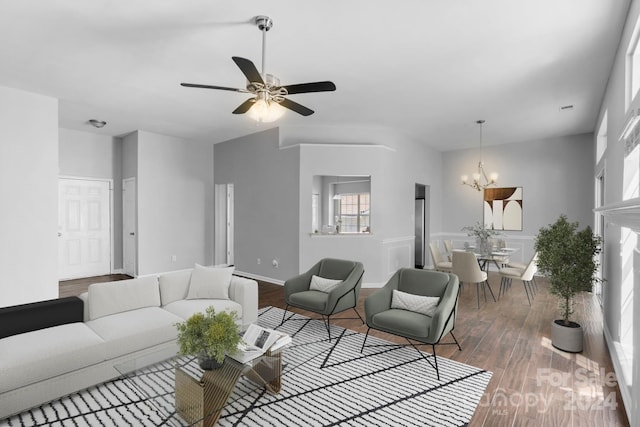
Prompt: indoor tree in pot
<box><xmin>534</xmin><ymin>214</ymin><xmax>603</xmax><ymax>352</ymax></box>
<box><xmin>175</xmin><ymin>306</ymin><xmax>241</xmax><ymax>370</ymax></box>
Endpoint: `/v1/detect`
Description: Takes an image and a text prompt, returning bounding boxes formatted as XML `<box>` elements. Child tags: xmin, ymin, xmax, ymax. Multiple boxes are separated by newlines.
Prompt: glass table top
<box><xmin>113</xmin><ymin>337</ymin><xmax>327</xmax><ymax>426</ymax></box>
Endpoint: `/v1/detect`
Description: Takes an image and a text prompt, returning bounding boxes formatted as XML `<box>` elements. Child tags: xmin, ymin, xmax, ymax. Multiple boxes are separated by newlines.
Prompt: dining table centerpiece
<box><xmin>462</xmin><ymin>222</ymin><xmax>502</xmax><ymax>255</ymax></box>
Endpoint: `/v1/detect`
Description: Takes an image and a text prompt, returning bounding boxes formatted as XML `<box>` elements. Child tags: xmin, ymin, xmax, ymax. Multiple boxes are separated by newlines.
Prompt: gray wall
<box><xmin>58</xmin><ymin>128</ymin><xmax>124</xmax><ymax>270</ymax></box>
<box><xmin>442</xmin><ymin>133</ymin><xmax>595</xmax><ymax>234</ymax></box>
<box><xmin>214</xmin><ymin>128</ymin><xmax>300</xmax><ymax>281</ymax></box>
<box><xmin>438</xmin><ymin>133</ymin><xmax>595</xmax><ymax>264</ymax></box>
<box><xmin>0</xmin><ymin>86</ymin><xmax>59</xmax><ymax>307</ymax></box>
<box><xmin>213</xmin><ymin>125</ymin><xmax>443</xmax><ymax>285</ymax></box>
<box><xmin>136</xmin><ymin>130</ymin><xmax>214</xmax><ymax>275</ymax></box>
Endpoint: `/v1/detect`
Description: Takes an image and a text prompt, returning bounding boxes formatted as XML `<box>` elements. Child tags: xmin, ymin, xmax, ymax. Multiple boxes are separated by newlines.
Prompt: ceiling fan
<box><xmin>181</xmin><ymin>15</ymin><xmax>336</xmax><ymax>122</ymax></box>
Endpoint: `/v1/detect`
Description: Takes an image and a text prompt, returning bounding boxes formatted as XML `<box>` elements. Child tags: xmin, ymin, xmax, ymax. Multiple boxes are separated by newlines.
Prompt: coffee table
<box><xmin>114</xmin><ymin>339</ymin><xmax>322</xmax><ymax>426</ymax></box>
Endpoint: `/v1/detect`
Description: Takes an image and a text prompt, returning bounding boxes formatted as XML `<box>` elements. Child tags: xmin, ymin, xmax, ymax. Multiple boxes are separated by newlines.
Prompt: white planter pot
<box><xmin>551</xmin><ymin>319</ymin><xmax>583</xmax><ymax>353</ymax></box>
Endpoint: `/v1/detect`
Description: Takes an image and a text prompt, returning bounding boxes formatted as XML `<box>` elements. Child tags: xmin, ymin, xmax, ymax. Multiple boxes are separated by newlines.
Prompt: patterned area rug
<box><xmin>3</xmin><ymin>307</ymin><xmax>491</xmax><ymax>427</ymax></box>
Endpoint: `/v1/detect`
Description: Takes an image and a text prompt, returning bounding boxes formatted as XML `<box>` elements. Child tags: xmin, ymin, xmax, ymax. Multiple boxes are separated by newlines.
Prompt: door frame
<box><xmin>122</xmin><ymin>177</ymin><xmax>137</xmax><ymax>277</ymax></box>
<box><xmin>58</xmin><ymin>175</ymin><xmax>115</xmax><ymax>277</ymax></box>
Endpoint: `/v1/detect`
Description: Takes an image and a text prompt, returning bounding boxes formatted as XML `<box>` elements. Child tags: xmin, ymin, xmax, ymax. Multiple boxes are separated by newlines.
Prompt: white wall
<box><xmin>136</xmin><ymin>130</ymin><xmax>214</xmax><ymax>275</ymax></box>
<box><xmin>58</xmin><ymin>128</ymin><xmax>123</xmax><ymax>270</ymax></box>
<box><xmin>298</xmin><ymin>138</ymin><xmax>444</xmax><ymax>285</ymax></box>
<box><xmin>0</xmin><ymin>86</ymin><xmax>58</xmax><ymax>307</ymax></box>
<box><xmin>595</xmin><ymin>0</ymin><xmax>640</xmax><ymax>423</ymax></box>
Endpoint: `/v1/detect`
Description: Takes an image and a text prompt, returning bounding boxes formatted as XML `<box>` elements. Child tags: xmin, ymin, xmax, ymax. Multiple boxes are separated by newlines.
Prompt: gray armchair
<box><xmin>281</xmin><ymin>258</ymin><xmax>365</xmax><ymax>340</ymax></box>
<box><xmin>362</xmin><ymin>268</ymin><xmax>461</xmax><ymax>380</ymax></box>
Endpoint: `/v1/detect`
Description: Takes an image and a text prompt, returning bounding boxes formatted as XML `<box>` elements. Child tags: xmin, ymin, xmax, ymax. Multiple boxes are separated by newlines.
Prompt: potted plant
<box><xmin>534</xmin><ymin>215</ymin><xmax>603</xmax><ymax>352</ymax></box>
<box><xmin>462</xmin><ymin>221</ymin><xmax>502</xmax><ymax>255</ymax></box>
<box><xmin>175</xmin><ymin>306</ymin><xmax>241</xmax><ymax>369</ymax></box>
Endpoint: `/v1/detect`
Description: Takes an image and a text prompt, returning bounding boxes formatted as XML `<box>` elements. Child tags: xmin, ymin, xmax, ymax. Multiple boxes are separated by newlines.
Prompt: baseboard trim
<box><xmin>603</xmin><ymin>323</ymin><xmax>633</xmax><ymax>423</ymax></box>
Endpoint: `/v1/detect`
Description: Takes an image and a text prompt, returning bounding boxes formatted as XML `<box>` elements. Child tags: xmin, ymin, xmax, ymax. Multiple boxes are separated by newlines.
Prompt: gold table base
<box><xmin>175</xmin><ymin>351</ymin><xmax>282</xmax><ymax>426</ymax></box>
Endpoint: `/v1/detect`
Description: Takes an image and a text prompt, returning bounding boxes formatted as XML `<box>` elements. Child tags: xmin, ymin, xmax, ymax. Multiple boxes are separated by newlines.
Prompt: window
<box><xmin>311</xmin><ymin>175</ymin><xmax>371</xmax><ymax>234</ymax></box>
<box><xmin>596</xmin><ymin>111</ymin><xmax>607</xmax><ymax>164</ymax></box>
<box><xmin>626</xmin><ymin>17</ymin><xmax>640</xmax><ymax>109</ymax></box>
<box><xmin>336</xmin><ymin>193</ymin><xmax>370</xmax><ymax>233</ymax></box>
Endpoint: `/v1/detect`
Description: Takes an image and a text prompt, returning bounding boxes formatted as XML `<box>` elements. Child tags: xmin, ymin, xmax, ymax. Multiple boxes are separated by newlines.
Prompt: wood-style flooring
<box><xmin>60</xmin><ymin>272</ymin><xmax>630</xmax><ymax>426</ymax></box>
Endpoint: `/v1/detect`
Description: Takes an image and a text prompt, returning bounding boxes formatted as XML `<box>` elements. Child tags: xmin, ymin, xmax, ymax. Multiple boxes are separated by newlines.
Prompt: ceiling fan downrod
<box><xmin>255</xmin><ymin>15</ymin><xmax>273</xmax><ymax>77</ymax></box>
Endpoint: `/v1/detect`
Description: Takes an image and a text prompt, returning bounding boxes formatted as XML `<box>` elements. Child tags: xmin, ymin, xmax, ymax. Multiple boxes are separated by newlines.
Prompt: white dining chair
<box><xmin>429</xmin><ymin>242</ymin><xmax>452</xmax><ymax>273</ymax></box>
<box><xmin>443</xmin><ymin>240</ymin><xmax>454</xmax><ymax>261</ymax></box>
<box><xmin>452</xmin><ymin>251</ymin><xmax>496</xmax><ymax>309</ymax></box>
<box><xmin>498</xmin><ymin>253</ymin><xmax>538</xmax><ymax>305</ymax></box>
<box><xmin>505</xmin><ymin>252</ymin><xmax>539</xmax><ymax>294</ymax></box>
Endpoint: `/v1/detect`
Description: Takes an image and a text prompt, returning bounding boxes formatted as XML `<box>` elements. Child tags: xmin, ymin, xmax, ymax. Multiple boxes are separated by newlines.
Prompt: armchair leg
<box><xmin>352</xmin><ymin>307</ymin><xmax>365</xmax><ymax>325</ymax></box>
<box><xmin>360</xmin><ymin>328</ymin><xmax>371</xmax><ymax>353</ymax></box>
<box><xmin>280</xmin><ymin>304</ymin><xmax>290</xmax><ymax>326</ymax></box>
<box><xmin>450</xmin><ymin>332</ymin><xmax>462</xmax><ymax>351</ymax></box>
<box><xmin>432</xmin><ymin>344</ymin><xmax>440</xmax><ymax>381</ymax></box>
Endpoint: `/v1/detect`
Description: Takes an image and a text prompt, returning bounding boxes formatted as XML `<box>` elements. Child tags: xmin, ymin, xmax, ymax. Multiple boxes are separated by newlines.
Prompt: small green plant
<box><xmin>175</xmin><ymin>307</ymin><xmax>241</xmax><ymax>363</ymax></box>
<box><xmin>534</xmin><ymin>215</ymin><xmax>603</xmax><ymax>324</ymax></box>
<box><xmin>462</xmin><ymin>222</ymin><xmax>502</xmax><ymax>240</ymax></box>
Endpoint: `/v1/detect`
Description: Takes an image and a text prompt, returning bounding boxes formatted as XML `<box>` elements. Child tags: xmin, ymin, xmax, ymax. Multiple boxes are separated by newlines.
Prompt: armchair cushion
<box><xmin>371</xmin><ymin>309</ymin><xmax>431</xmax><ymax>339</ymax></box>
<box><xmin>284</xmin><ymin>258</ymin><xmax>364</xmax><ymax>316</ymax></box>
<box><xmin>309</xmin><ymin>275</ymin><xmax>343</xmax><ymax>293</ymax></box>
<box><xmin>289</xmin><ymin>290</ymin><xmax>329</xmax><ymax>312</ymax></box>
<box><xmin>365</xmin><ymin>268</ymin><xmax>459</xmax><ymax>344</ymax></box>
<box><xmin>391</xmin><ymin>290</ymin><xmax>439</xmax><ymax>317</ymax></box>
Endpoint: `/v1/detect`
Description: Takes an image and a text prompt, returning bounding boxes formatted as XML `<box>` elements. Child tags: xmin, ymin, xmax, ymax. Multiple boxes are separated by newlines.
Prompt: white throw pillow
<box><xmin>391</xmin><ymin>290</ymin><xmax>440</xmax><ymax>317</ymax></box>
<box><xmin>186</xmin><ymin>264</ymin><xmax>234</xmax><ymax>300</ymax></box>
<box><xmin>309</xmin><ymin>275</ymin><xmax>343</xmax><ymax>293</ymax></box>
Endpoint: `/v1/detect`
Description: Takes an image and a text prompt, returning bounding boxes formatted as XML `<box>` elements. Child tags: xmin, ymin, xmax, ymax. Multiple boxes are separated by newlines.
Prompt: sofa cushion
<box><xmin>186</xmin><ymin>264</ymin><xmax>234</xmax><ymax>300</ymax></box>
<box><xmin>0</xmin><ymin>296</ymin><xmax>83</xmax><ymax>339</ymax></box>
<box><xmin>88</xmin><ymin>276</ymin><xmax>160</xmax><ymax>320</ymax></box>
<box><xmin>159</xmin><ymin>269</ymin><xmax>192</xmax><ymax>306</ymax></box>
<box><xmin>0</xmin><ymin>323</ymin><xmax>105</xmax><ymax>393</ymax></box>
<box><xmin>86</xmin><ymin>307</ymin><xmax>183</xmax><ymax>359</ymax></box>
<box><xmin>163</xmin><ymin>299</ymin><xmax>243</xmax><ymax>322</ymax></box>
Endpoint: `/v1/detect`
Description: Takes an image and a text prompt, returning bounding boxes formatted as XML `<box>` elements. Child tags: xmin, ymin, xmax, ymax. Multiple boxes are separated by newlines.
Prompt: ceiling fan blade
<box><xmin>232</xmin><ymin>98</ymin><xmax>255</xmax><ymax>114</ymax></box>
<box><xmin>280</xmin><ymin>98</ymin><xmax>314</xmax><ymax>116</ymax></box>
<box><xmin>180</xmin><ymin>83</ymin><xmax>248</xmax><ymax>93</ymax></box>
<box><xmin>281</xmin><ymin>81</ymin><xmax>336</xmax><ymax>95</ymax></box>
<box><xmin>232</xmin><ymin>56</ymin><xmax>265</xmax><ymax>86</ymax></box>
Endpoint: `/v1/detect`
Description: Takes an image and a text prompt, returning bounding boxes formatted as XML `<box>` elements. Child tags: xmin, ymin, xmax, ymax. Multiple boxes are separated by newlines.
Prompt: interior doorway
<box><xmin>122</xmin><ymin>178</ymin><xmax>137</xmax><ymax>277</ymax></box>
<box><xmin>415</xmin><ymin>184</ymin><xmax>430</xmax><ymax>269</ymax></box>
<box><xmin>58</xmin><ymin>177</ymin><xmax>112</xmax><ymax>280</ymax></box>
<box><xmin>214</xmin><ymin>183</ymin><xmax>234</xmax><ymax>266</ymax></box>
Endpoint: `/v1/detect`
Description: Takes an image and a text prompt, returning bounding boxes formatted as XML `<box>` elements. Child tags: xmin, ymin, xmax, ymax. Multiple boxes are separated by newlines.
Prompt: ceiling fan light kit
<box><xmin>180</xmin><ymin>15</ymin><xmax>336</xmax><ymax>123</ymax></box>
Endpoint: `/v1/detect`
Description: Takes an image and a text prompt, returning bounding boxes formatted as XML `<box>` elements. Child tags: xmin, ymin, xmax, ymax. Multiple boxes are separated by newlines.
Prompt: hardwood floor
<box><xmin>58</xmin><ymin>274</ymin><xmax>132</xmax><ymax>298</ymax></box>
<box><xmin>60</xmin><ymin>273</ymin><xmax>630</xmax><ymax>426</ymax></box>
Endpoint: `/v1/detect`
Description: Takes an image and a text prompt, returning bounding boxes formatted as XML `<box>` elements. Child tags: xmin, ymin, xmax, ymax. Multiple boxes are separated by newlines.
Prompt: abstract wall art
<box><xmin>484</xmin><ymin>187</ymin><xmax>523</xmax><ymax>231</ymax></box>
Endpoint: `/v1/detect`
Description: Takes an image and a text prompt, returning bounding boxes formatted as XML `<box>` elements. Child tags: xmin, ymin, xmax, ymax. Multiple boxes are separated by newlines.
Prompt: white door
<box><xmin>123</xmin><ymin>178</ymin><xmax>137</xmax><ymax>277</ymax></box>
<box><xmin>58</xmin><ymin>178</ymin><xmax>111</xmax><ymax>280</ymax></box>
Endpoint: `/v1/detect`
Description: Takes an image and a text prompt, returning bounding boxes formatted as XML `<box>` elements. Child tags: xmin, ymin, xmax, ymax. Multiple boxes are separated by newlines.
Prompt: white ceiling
<box><xmin>0</xmin><ymin>1</ymin><xmax>630</xmax><ymax>151</ymax></box>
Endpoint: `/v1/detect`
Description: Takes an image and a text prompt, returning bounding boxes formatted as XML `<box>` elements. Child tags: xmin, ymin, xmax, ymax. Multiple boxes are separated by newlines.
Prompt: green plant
<box><xmin>534</xmin><ymin>215</ymin><xmax>603</xmax><ymax>324</ymax></box>
<box><xmin>462</xmin><ymin>222</ymin><xmax>502</xmax><ymax>240</ymax></box>
<box><xmin>175</xmin><ymin>307</ymin><xmax>241</xmax><ymax>363</ymax></box>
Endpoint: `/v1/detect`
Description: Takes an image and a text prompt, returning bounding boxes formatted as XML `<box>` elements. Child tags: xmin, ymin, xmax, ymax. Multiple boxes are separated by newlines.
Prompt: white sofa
<box><xmin>0</xmin><ymin>267</ymin><xmax>258</xmax><ymax>420</ymax></box>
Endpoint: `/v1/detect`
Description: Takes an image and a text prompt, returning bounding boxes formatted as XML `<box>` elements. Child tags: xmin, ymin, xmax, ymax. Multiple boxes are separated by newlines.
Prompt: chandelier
<box><xmin>461</xmin><ymin>120</ymin><xmax>498</xmax><ymax>191</ymax></box>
